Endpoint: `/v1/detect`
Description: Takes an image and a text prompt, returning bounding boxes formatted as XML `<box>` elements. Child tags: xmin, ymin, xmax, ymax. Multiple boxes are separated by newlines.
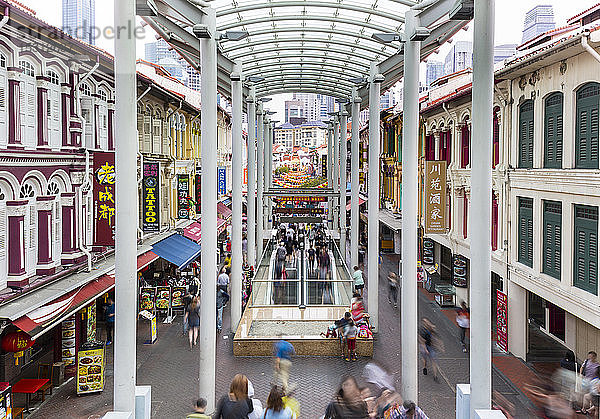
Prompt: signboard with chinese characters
<box><xmin>496</xmin><ymin>290</ymin><xmax>508</xmax><ymax>352</ymax></box>
<box><xmin>195</xmin><ymin>174</ymin><xmax>201</xmax><ymax>213</ymax></box>
<box><xmin>93</xmin><ymin>152</ymin><xmax>116</xmax><ymax>245</ymax></box>
<box><xmin>87</xmin><ymin>303</ymin><xmax>96</xmax><ymax>342</ymax></box>
<box><xmin>142</xmin><ymin>162</ymin><xmax>160</xmax><ymax>232</ymax></box>
<box><xmin>424</xmin><ymin>161</ymin><xmax>447</xmax><ymax>234</ymax></box>
<box><xmin>177</xmin><ymin>174</ymin><xmax>190</xmax><ymax>219</ymax></box>
<box><xmin>218</xmin><ymin>167</ymin><xmax>226</xmax><ymax>195</ymax></box>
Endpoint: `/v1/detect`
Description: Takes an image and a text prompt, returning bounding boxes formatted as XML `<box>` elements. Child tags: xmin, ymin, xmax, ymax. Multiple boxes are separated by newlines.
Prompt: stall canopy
<box><xmin>346</xmin><ymin>197</ymin><xmax>366</xmax><ymax>212</ymax></box>
<box><xmin>184</xmin><ymin>220</ymin><xmax>228</xmax><ymax>243</ymax></box>
<box><xmin>138</xmin><ymin>251</ymin><xmax>159</xmax><ymax>270</ymax></box>
<box><xmin>14</xmin><ymin>273</ymin><xmax>115</xmax><ymax>340</ymax></box>
<box><xmin>217</xmin><ymin>202</ymin><xmax>232</xmax><ymax>220</ymax></box>
<box><xmin>152</xmin><ymin>233</ymin><xmax>202</xmax><ymax>269</ymax></box>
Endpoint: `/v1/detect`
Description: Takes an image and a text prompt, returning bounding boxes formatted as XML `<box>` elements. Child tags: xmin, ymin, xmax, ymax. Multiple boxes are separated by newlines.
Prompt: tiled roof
<box><xmin>516</xmin><ymin>24</ymin><xmax>580</xmax><ymax>51</ymax></box>
<box><xmin>276</xmin><ymin>122</ymin><xmax>295</xmax><ymax>129</ymax></box>
<box><xmin>568</xmin><ymin>3</ymin><xmax>600</xmax><ymax>24</ymax></box>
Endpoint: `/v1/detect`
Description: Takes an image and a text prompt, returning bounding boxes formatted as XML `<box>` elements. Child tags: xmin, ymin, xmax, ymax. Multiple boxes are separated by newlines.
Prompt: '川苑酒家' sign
<box><xmin>424</xmin><ymin>161</ymin><xmax>447</xmax><ymax>234</ymax></box>
<box><xmin>142</xmin><ymin>162</ymin><xmax>160</xmax><ymax>232</ymax></box>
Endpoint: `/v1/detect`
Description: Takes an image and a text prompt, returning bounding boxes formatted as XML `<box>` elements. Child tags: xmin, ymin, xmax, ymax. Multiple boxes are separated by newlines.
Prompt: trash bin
<box><xmin>52</xmin><ymin>361</ymin><xmax>65</xmax><ymax>386</ymax></box>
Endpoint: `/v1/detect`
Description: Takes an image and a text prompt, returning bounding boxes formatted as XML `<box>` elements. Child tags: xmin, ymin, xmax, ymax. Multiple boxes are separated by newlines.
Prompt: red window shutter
<box><xmin>426</xmin><ymin>135</ymin><xmax>435</xmax><ymax>161</ymax></box>
<box><xmin>493</xmin><ymin>113</ymin><xmax>500</xmax><ymax>167</ymax></box>
<box><xmin>446</xmin><ymin>131</ymin><xmax>452</xmax><ymax>165</ymax></box>
<box><xmin>492</xmin><ymin>195</ymin><xmax>498</xmax><ymax>250</ymax></box>
<box><xmin>461</xmin><ymin>126</ymin><xmax>470</xmax><ymax>168</ymax></box>
<box><xmin>463</xmin><ymin>192</ymin><xmax>468</xmax><ymax>239</ymax></box>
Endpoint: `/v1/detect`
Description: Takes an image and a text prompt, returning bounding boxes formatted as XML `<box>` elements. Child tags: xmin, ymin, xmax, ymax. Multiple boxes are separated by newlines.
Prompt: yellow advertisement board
<box><xmin>77</xmin><ymin>346</ymin><xmax>105</xmax><ymax>394</ymax></box>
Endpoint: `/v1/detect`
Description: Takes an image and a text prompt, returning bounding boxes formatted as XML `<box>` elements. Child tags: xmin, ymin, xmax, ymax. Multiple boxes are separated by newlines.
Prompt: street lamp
<box><xmin>260</xmin><ymin>97</ymin><xmax>273</xmax><ymax>103</ymax></box>
<box><xmin>371</xmin><ymin>32</ymin><xmax>404</xmax><ymax>43</ymax></box>
<box><xmin>246</xmin><ymin>75</ymin><xmax>265</xmax><ymax>83</ymax></box>
<box><xmin>219</xmin><ymin>31</ymin><xmax>250</xmax><ymax>41</ymax></box>
<box><xmin>349</xmin><ymin>76</ymin><xmax>368</xmax><ymax>85</ymax></box>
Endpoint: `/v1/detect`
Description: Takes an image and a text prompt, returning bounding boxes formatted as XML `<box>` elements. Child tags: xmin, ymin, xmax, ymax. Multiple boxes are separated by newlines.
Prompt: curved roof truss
<box><xmin>244</xmin><ymin>63</ymin><xmax>366</xmax><ymax>78</ymax></box>
<box><xmin>229</xmin><ymin>46</ymin><xmax>377</xmax><ymax>66</ymax></box>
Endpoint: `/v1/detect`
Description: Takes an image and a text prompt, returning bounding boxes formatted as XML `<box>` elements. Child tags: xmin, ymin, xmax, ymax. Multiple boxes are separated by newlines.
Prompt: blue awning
<box><xmin>151</xmin><ymin>233</ymin><xmax>201</xmax><ymax>270</ymax></box>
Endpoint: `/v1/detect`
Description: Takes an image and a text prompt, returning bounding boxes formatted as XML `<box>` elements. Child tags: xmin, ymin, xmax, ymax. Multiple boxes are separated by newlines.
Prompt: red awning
<box><xmin>184</xmin><ymin>222</ymin><xmax>202</xmax><ymax>243</ymax></box>
<box><xmin>346</xmin><ymin>197</ymin><xmax>366</xmax><ymax>211</ymax></box>
<box><xmin>217</xmin><ymin>202</ymin><xmax>232</xmax><ymax>220</ymax></box>
<box><xmin>217</xmin><ymin>218</ymin><xmax>227</xmax><ymax>235</ymax></box>
<box><xmin>13</xmin><ymin>274</ymin><xmax>115</xmax><ymax>339</ymax></box>
<box><xmin>138</xmin><ymin>251</ymin><xmax>159</xmax><ymax>270</ymax></box>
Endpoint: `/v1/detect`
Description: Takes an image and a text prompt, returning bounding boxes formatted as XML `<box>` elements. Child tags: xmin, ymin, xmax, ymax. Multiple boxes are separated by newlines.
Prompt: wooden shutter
<box><xmin>542</xmin><ymin>201</ymin><xmax>561</xmax><ymax>279</ymax></box>
<box><xmin>152</xmin><ymin>116</ymin><xmax>162</xmax><ymax>154</ymax></box>
<box><xmin>493</xmin><ymin>112</ymin><xmax>500</xmax><ymax>168</ymax></box>
<box><xmin>518</xmin><ymin>197</ymin><xmax>533</xmax><ymax>267</ymax></box>
<box><xmin>0</xmin><ymin>71</ymin><xmax>7</xmax><ymax>146</ymax></box>
<box><xmin>26</xmin><ymin>204</ymin><xmax>36</xmax><ymax>274</ymax></box>
<box><xmin>576</xmin><ymin>83</ymin><xmax>600</xmax><ymax>169</ymax></box>
<box><xmin>519</xmin><ymin>100</ymin><xmax>534</xmax><ymax>168</ymax></box>
<box><xmin>0</xmin><ymin>204</ymin><xmax>6</xmax><ymax>288</ymax></box>
<box><xmin>492</xmin><ymin>195</ymin><xmax>498</xmax><ymax>251</ymax></box>
<box><xmin>461</xmin><ymin>125</ymin><xmax>470</xmax><ymax>168</ymax></box>
<box><xmin>53</xmin><ymin>201</ymin><xmax>61</xmax><ymax>263</ymax></box>
<box><xmin>574</xmin><ymin>205</ymin><xmax>598</xmax><ymax>294</ymax></box>
<box><xmin>544</xmin><ymin>93</ymin><xmax>563</xmax><ymax>168</ymax></box>
<box><xmin>48</xmin><ymin>87</ymin><xmax>61</xmax><ymax>148</ymax></box>
<box><xmin>143</xmin><ymin>111</ymin><xmax>152</xmax><ymax>152</ymax></box>
<box><xmin>463</xmin><ymin>192</ymin><xmax>468</xmax><ymax>239</ymax></box>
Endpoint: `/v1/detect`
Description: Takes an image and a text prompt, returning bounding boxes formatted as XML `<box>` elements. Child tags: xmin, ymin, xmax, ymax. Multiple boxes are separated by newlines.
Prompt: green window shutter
<box><xmin>518</xmin><ymin>197</ymin><xmax>534</xmax><ymax>267</ymax></box>
<box><xmin>573</xmin><ymin>205</ymin><xmax>598</xmax><ymax>295</ymax></box>
<box><xmin>519</xmin><ymin>100</ymin><xmax>534</xmax><ymax>168</ymax></box>
<box><xmin>542</xmin><ymin>201</ymin><xmax>561</xmax><ymax>279</ymax></box>
<box><xmin>576</xmin><ymin>83</ymin><xmax>600</xmax><ymax>169</ymax></box>
<box><xmin>544</xmin><ymin>93</ymin><xmax>563</xmax><ymax>168</ymax></box>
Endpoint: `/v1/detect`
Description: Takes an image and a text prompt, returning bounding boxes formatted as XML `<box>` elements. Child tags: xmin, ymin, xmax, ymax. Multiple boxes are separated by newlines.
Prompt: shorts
<box><xmin>347</xmin><ymin>338</ymin><xmax>356</xmax><ymax>351</ymax></box>
<box><xmin>355</xmin><ymin>284</ymin><xmax>364</xmax><ymax>290</ymax></box>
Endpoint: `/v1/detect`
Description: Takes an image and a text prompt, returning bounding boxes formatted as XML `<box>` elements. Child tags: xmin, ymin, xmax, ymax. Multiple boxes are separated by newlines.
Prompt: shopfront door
<box><xmin>548</xmin><ymin>302</ymin><xmax>565</xmax><ymax>342</ymax></box>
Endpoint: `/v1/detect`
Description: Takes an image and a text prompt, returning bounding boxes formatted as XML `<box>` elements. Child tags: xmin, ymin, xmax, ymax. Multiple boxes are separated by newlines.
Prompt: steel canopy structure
<box><xmin>143</xmin><ymin>0</ymin><xmax>469</xmax><ymax>104</ymax></box>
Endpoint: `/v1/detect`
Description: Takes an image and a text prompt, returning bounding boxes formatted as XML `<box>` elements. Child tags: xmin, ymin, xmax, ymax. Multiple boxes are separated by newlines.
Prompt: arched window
<box><xmin>99</xmin><ymin>89</ymin><xmax>108</xmax><ymax>102</ymax></box>
<box><xmin>544</xmin><ymin>92</ymin><xmax>563</xmax><ymax>169</ymax></box>
<box><xmin>576</xmin><ymin>82</ymin><xmax>600</xmax><ymax>169</ymax></box>
<box><xmin>518</xmin><ymin>100</ymin><xmax>534</xmax><ymax>168</ymax></box>
<box><xmin>46</xmin><ymin>70</ymin><xmax>60</xmax><ymax>85</ymax></box>
<box><xmin>79</xmin><ymin>83</ymin><xmax>92</xmax><ymax>97</ymax></box>
<box><xmin>19</xmin><ymin>183</ymin><xmax>35</xmax><ymax>198</ymax></box>
<box><xmin>493</xmin><ymin>107</ymin><xmax>500</xmax><ymax>168</ymax></box>
<box><xmin>18</xmin><ymin>60</ymin><xmax>35</xmax><ymax>77</ymax></box>
<box><xmin>460</xmin><ymin>115</ymin><xmax>470</xmax><ymax>168</ymax></box>
<box><xmin>46</xmin><ymin>181</ymin><xmax>60</xmax><ymax>196</ymax></box>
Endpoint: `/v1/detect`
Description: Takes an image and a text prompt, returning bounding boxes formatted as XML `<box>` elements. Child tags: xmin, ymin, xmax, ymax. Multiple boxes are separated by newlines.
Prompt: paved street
<box><xmin>30</xmin><ymin>253</ymin><xmax>536</xmax><ymax>418</ymax></box>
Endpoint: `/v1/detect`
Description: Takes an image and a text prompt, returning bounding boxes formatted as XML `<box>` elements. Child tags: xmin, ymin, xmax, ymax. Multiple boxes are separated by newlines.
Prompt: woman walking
<box><xmin>184</xmin><ymin>297</ymin><xmax>200</xmax><ymax>350</ymax></box>
<box><xmin>264</xmin><ymin>386</ymin><xmax>295</xmax><ymax>419</ymax></box>
<box><xmin>214</xmin><ymin>374</ymin><xmax>254</xmax><ymax>419</ymax></box>
<box><xmin>324</xmin><ymin>376</ymin><xmax>369</xmax><ymax>418</ymax></box>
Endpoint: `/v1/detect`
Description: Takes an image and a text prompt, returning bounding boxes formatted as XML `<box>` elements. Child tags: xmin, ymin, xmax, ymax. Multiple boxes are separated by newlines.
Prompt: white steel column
<box><xmin>113</xmin><ymin>0</ymin><xmax>137</xmax><ymax>412</ymax></box>
<box><xmin>263</xmin><ymin>118</ymin><xmax>270</xmax><ymax>232</ymax></box>
<box><xmin>198</xmin><ymin>7</ymin><xmax>218</xmax><ymax>412</ymax></box>
<box><xmin>368</xmin><ymin>62</ymin><xmax>382</xmax><ymax>332</ymax></box>
<box><xmin>470</xmin><ymin>0</ymin><xmax>495</xmax><ymax>414</ymax></box>
<box><xmin>401</xmin><ymin>8</ymin><xmax>420</xmax><ymax>403</ymax></box>
<box><xmin>256</xmin><ymin>105</ymin><xmax>264</xmax><ymax>260</ymax></box>
<box><xmin>340</xmin><ymin>110</ymin><xmax>348</xmax><ymax>259</ymax></box>
<box><xmin>333</xmin><ymin>116</ymin><xmax>340</xmax><ymax>231</ymax></box>
<box><xmin>267</xmin><ymin>122</ymin><xmax>273</xmax><ymax>229</ymax></box>
<box><xmin>327</xmin><ymin>124</ymin><xmax>333</xmax><ymax>229</ymax></box>
<box><xmin>247</xmin><ymin>87</ymin><xmax>257</xmax><ymax>269</ymax></box>
<box><xmin>230</xmin><ymin>61</ymin><xmax>243</xmax><ymax>329</ymax></box>
<box><xmin>350</xmin><ymin>89</ymin><xmax>361</xmax><ymax>267</ymax></box>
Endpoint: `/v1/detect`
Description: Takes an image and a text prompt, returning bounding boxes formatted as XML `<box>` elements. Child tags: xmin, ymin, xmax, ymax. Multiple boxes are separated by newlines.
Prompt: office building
<box><xmin>426</xmin><ymin>60</ymin><xmax>445</xmax><ymax>87</ymax></box>
<box><xmin>522</xmin><ymin>5</ymin><xmax>555</xmax><ymax>43</ymax></box>
<box><xmin>62</xmin><ymin>0</ymin><xmax>95</xmax><ymax>45</ymax></box>
<box><xmin>444</xmin><ymin>41</ymin><xmax>473</xmax><ymax>75</ymax></box>
<box><xmin>285</xmin><ymin>100</ymin><xmax>304</xmax><ymax>123</ymax></box>
<box><xmin>145</xmin><ymin>39</ymin><xmax>201</xmax><ymax>91</ymax></box>
<box><xmin>494</xmin><ymin>44</ymin><xmax>518</xmax><ymax>64</ymax></box>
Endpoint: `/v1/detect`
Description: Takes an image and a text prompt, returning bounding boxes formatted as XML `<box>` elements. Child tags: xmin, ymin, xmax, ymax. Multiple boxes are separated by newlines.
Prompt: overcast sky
<box><xmin>19</xmin><ymin>0</ymin><xmax>600</xmax><ymax>121</ymax></box>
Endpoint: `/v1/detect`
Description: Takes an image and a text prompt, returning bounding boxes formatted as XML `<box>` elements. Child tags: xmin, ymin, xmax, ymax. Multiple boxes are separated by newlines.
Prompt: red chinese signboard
<box><xmin>93</xmin><ymin>152</ymin><xmax>116</xmax><ymax>245</ymax></box>
<box><xmin>496</xmin><ymin>289</ymin><xmax>508</xmax><ymax>352</ymax></box>
<box><xmin>424</xmin><ymin>161</ymin><xmax>447</xmax><ymax>234</ymax></box>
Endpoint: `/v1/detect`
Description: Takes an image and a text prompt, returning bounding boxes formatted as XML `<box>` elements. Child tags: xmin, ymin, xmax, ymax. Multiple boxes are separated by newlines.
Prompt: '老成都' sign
<box><xmin>424</xmin><ymin>161</ymin><xmax>447</xmax><ymax>234</ymax></box>
<box><xmin>93</xmin><ymin>152</ymin><xmax>116</xmax><ymax>245</ymax></box>
<box><xmin>143</xmin><ymin>162</ymin><xmax>160</xmax><ymax>232</ymax></box>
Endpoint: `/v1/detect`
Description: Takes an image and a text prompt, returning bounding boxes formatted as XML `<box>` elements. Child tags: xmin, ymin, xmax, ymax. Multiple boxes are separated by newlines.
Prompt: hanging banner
<box><xmin>218</xmin><ymin>167</ymin><xmax>226</xmax><ymax>195</ymax></box>
<box><xmin>142</xmin><ymin>162</ymin><xmax>160</xmax><ymax>232</ymax></box>
<box><xmin>93</xmin><ymin>152</ymin><xmax>116</xmax><ymax>246</ymax></box>
<box><xmin>424</xmin><ymin>161</ymin><xmax>447</xmax><ymax>234</ymax></box>
<box><xmin>496</xmin><ymin>289</ymin><xmax>508</xmax><ymax>352</ymax></box>
<box><xmin>177</xmin><ymin>174</ymin><xmax>190</xmax><ymax>219</ymax></box>
<box><xmin>195</xmin><ymin>174</ymin><xmax>202</xmax><ymax>213</ymax></box>
<box><xmin>86</xmin><ymin>303</ymin><xmax>96</xmax><ymax>342</ymax></box>
<box><xmin>243</xmin><ymin>167</ymin><xmax>248</xmax><ymax>185</ymax></box>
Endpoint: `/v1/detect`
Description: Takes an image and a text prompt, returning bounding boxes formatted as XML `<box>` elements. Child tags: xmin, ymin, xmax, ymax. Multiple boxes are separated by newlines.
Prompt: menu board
<box><xmin>155</xmin><ymin>287</ymin><xmax>170</xmax><ymax>311</ymax></box>
<box><xmin>77</xmin><ymin>346</ymin><xmax>105</xmax><ymax>394</ymax></box>
<box><xmin>61</xmin><ymin>316</ymin><xmax>77</xmax><ymax>374</ymax></box>
<box><xmin>171</xmin><ymin>287</ymin><xmax>186</xmax><ymax>309</ymax></box>
<box><xmin>0</xmin><ymin>385</ymin><xmax>12</xmax><ymax>419</ymax></box>
<box><xmin>87</xmin><ymin>303</ymin><xmax>97</xmax><ymax>342</ymax></box>
<box><xmin>140</xmin><ymin>288</ymin><xmax>156</xmax><ymax>311</ymax></box>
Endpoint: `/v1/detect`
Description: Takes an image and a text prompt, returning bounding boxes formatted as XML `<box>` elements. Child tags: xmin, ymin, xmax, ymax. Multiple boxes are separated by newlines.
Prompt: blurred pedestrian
<box><xmin>242</xmin><ymin>235</ymin><xmax>248</xmax><ymax>265</ymax></box>
<box><xmin>214</xmin><ymin>374</ymin><xmax>254</xmax><ymax>419</ymax></box>
<box><xmin>419</xmin><ymin>318</ymin><xmax>442</xmax><ymax>382</ymax></box>
<box><xmin>217</xmin><ymin>288</ymin><xmax>230</xmax><ymax>333</ymax></box>
<box><xmin>273</xmin><ymin>340</ymin><xmax>295</xmax><ymax>392</ymax></box>
<box><xmin>186</xmin><ymin>398</ymin><xmax>211</xmax><ymax>419</ymax></box>
<box><xmin>189</xmin><ymin>275</ymin><xmax>200</xmax><ymax>296</ymax></box>
<box><xmin>397</xmin><ymin>400</ymin><xmax>429</xmax><ymax>419</ymax></box>
<box><xmin>308</xmin><ymin>245</ymin><xmax>316</xmax><ymax>273</ymax></box>
<box><xmin>282</xmin><ymin>388</ymin><xmax>300</xmax><ymax>419</ymax></box>
<box><xmin>352</xmin><ymin>266</ymin><xmax>364</xmax><ymax>297</ymax></box>
<box><xmin>247</xmin><ymin>381</ymin><xmax>264</xmax><ymax>419</ymax></box>
<box><xmin>387</xmin><ymin>272</ymin><xmax>398</xmax><ymax>308</ymax></box>
<box><xmin>218</xmin><ymin>268</ymin><xmax>230</xmax><ymax>293</ymax></box>
<box><xmin>319</xmin><ymin>248</ymin><xmax>330</xmax><ymax>280</ymax></box>
<box><xmin>456</xmin><ymin>301</ymin><xmax>470</xmax><ymax>352</ymax></box>
<box><xmin>105</xmin><ymin>297</ymin><xmax>115</xmax><ymax>345</ymax></box>
<box><xmin>185</xmin><ymin>297</ymin><xmax>200</xmax><ymax>350</ymax></box>
<box><xmin>344</xmin><ymin>320</ymin><xmax>358</xmax><ymax>361</ymax></box>
<box><xmin>324</xmin><ymin>376</ymin><xmax>369</xmax><ymax>419</ymax></box>
<box><xmin>264</xmin><ymin>386</ymin><xmax>295</xmax><ymax>419</ymax></box>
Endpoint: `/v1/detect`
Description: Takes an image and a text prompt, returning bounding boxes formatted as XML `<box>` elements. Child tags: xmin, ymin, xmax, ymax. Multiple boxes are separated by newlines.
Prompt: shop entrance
<box><xmin>527</xmin><ymin>292</ymin><xmax>569</xmax><ymax>363</ymax></box>
<box><xmin>440</xmin><ymin>245</ymin><xmax>452</xmax><ymax>282</ymax></box>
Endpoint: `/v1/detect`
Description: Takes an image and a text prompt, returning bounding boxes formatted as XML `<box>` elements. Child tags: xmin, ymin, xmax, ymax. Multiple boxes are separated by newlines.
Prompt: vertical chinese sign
<box><xmin>424</xmin><ymin>161</ymin><xmax>447</xmax><ymax>234</ymax></box>
<box><xmin>142</xmin><ymin>162</ymin><xmax>160</xmax><ymax>232</ymax></box>
<box><xmin>195</xmin><ymin>174</ymin><xmax>201</xmax><ymax>213</ymax></box>
<box><xmin>177</xmin><ymin>174</ymin><xmax>190</xmax><ymax>219</ymax></box>
<box><xmin>218</xmin><ymin>167</ymin><xmax>226</xmax><ymax>195</ymax></box>
<box><xmin>93</xmin><ymin>152</ymin><xmax>116</xmax><ymax>245</ymax></box>
<box><xmin>496</xmin><ymin>290</ymin><xmax>508</xmax><ymax>352</ymax></box>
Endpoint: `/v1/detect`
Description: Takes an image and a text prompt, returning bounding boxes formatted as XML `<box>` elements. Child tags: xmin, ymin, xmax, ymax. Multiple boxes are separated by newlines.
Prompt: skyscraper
<box><xmin>425</xmin><ymin>61</ymin><xmax>445</xmax><ymax>87</ymax></box>
<box><xmin>144</xmin><ymin>39</ymin><xmax>201</xmax><ymax>91</ymax></box>
<box><xmin>62</xmin><ymin>0</ymin><xmax>95</xmax><ymax>45</ymax></box>
<box><xmin>522</xmin><ymin>5</ymin><xmax>555</xmax><ymax>43</ymax></box>
<box><xmin>292</xmin><ymin>93</ymin><xmax>334</xmax><ymax>122</ymax></box>
<box><xmin>493</xmin><ymin>44</ymin><xmax>518</xmax><ymax>64</ymax></box>
<box><xmin>284</xmin><ymin>100</ymin><xmax>304</xmax><ymax>123</ymax></box>
<box><xmin>445</xmin><ymin>41</ymin><xmax>473</xmax><ymax>75</ymax></box>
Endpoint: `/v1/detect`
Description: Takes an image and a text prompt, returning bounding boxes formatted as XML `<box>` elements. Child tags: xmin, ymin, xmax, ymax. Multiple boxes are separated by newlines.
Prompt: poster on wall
<box><xmin>142</xmin><ymin>162</ymin><xmax>160</xmax><ymax>232</ymax></box>
<box><xmin>177</xmin><ymin>174</ymin><xmax>190</xmax><ymax>219</ymax></box>
<box><xmin>87</xmin><ymin>303</ymin><xmax>96</xmax><ymax>342</ymax></box>
<box><xmin>424</xmin><ymin>161</ymin><xmax>447</xmax><ymax>234</ymax></box>
<box><xmin>62</xmin><ymin>316</ymin><xmax>77</xmax><ymax>376</ymax></box>
<box><xmin>496</xmin><ymin>290</ymin><xmax>508</xmax><ymax>352</ymax></box>
<box><xmin>93</xmin><ymin>152</ymin><xmax>116</xmax><ymax>245</ymax></box>
<box><xmin>218</xmin><ymin>167</ymin><xmax>226</xmax><ymax>195</ymax></box>
<box><xmin>155</xmin><ymin>287</ymin><xmax>170</xmax><ymax>311</ymax></box>
<box><xmin>139</xmin><ymin>288</ymin><xmax>156</xmax><ymax>311</ymax></box>
<box><xmin>171</xmin><ymin>287</ymin><xmax>186</xmax><ymax>309</ymax></box>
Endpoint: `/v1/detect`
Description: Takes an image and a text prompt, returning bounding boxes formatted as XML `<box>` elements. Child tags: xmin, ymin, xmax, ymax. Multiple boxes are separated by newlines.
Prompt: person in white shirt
<box><xmin>217</xmin><ymin>268</ymin><xmax>230</xmax><ymax>293</ymax></box>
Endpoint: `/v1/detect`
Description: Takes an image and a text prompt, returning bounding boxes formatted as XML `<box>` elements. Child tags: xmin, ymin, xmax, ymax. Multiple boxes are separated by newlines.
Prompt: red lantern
<box><xmin>2</xmin><ymin>331</ymin><xmax>35</xmax><ymax>353</ymax></box>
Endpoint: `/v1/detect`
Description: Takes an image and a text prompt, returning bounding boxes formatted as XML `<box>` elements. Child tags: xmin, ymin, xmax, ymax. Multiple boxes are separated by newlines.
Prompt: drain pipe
<box><xmin>136</xmin><ymin>85</ymin><xmax>152</xmax><ymax>241</ymax></box>
<box><xmin>166</xmin><ymin>102</ymin><xmax>182</xmax><ymax>229</ymax></box>
<box><xmin>582</xmin><ymin>34</ymin><xmax>600</xmax><ymax>64</ymax></box>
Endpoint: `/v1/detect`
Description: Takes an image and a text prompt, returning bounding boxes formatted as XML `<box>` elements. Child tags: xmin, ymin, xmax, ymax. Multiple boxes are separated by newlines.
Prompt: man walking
<box><xmin>217</xmin><ymin>268</ymin><xmax>230</xmax><ymax>293</ymax></box>
<box><xmin>105</xmin><ymin>297</ymin><xmax>115</xmax><ymax>345</ymax></box>
<box><xmin>273</xmin><ymin>340</ymin><xmax>295</xmax><ymax>392</ymax></box>
<box><xmin>216</xmin><ymin>288</ymin><xmax>230</xmax><ymax>333</ymax></box>
<box><xmin>352</xmin><ymin>266</ymin><xmax>365</xmax><ymax>297</ymax></box>
<box><xmin>456</xmin><ymin>301</ymin><xmax>470</xmax><ymax>352</ymax></box>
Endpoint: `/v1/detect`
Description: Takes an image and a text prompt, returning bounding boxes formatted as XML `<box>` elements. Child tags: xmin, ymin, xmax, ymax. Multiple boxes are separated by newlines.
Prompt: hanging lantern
<box><xmin>2</xmin><ymin>331</ymin><xmax>35</xmax><ymax>353</ymax></box>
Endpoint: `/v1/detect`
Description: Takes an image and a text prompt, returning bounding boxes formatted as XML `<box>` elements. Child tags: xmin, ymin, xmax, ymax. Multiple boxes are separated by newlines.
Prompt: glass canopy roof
<box><xmin>146</xmin><ymin>0</ymin><xmax>468</xmax><ymax>102</ymax></box>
